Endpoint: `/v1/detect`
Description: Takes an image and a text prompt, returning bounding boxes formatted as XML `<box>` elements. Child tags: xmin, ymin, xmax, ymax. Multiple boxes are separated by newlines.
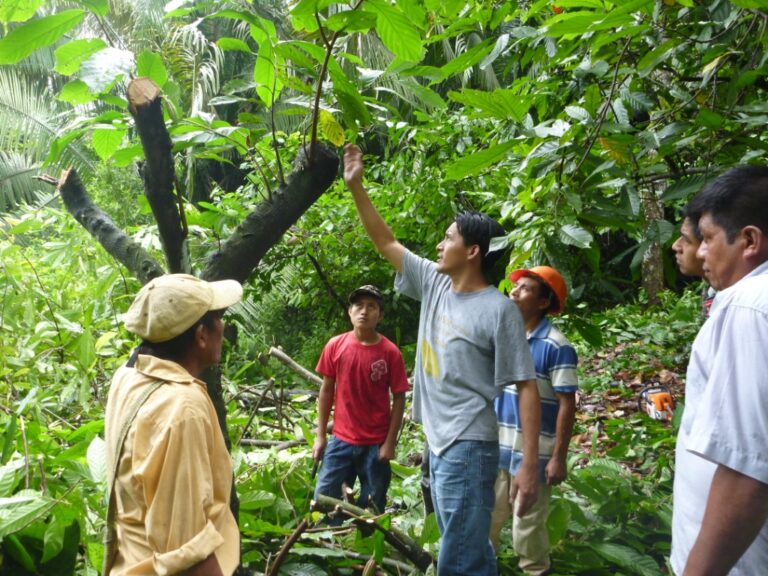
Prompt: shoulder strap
<box><xmin>103</xmin><ymin>379</ymin><xmax>164</xmax><ymax>576</ymax></box>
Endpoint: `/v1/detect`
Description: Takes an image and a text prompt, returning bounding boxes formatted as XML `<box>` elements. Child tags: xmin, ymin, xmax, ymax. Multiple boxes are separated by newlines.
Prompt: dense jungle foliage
<box><xmin>1</xmin><ymin>0</ymin><xmax>767</xmax><ymax>574</ymax></box>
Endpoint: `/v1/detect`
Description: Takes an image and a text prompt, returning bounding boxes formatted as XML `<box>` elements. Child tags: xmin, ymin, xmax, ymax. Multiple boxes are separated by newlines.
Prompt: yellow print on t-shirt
<box><xmin>421</xmin><ymin>339</ymin><xmax>440</xmax><ymax>377</ymax></box>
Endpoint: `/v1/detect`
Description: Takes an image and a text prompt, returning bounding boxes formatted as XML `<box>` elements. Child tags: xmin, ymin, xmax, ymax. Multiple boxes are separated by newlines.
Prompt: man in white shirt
<box><xmin>671</xmin><ymin>166</ymin><xmax>768</xmax><ymax>575</ymax></box>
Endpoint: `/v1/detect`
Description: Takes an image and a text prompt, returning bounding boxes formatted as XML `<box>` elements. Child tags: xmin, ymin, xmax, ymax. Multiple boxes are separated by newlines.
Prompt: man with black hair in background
<box><xmin>671</xmin><ymin>166</ymin><xmax>768</xmax><ymax>575</ymax></box>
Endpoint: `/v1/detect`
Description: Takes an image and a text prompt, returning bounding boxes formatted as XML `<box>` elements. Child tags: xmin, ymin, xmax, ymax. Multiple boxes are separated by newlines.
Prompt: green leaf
<box><xmin>58</xmin><ymin>79</ymin><xmax>96</xmax><ymax>105</ymax></box>
<box><xmin>559</xmin><ymin>224</ymin><xmax>593</xmax><ymax>248</ymax></box>
<box><xmin>112</xmin><ymin>144</ymin><xmax>144</xmax><ymax>167</ymax></box>
<box><xmin>238</xmin><ymin>490</ymin><xmax>277</xmax><ymax>510</ymax></box>
<box><xmin>53</xmin><ymin>38</ymin><xmax>106</xmax><ymax>75</ymax></box>
<box><xmin>217</xmin><ymin>37</ymin><xmax>252</xmax><ymax>53</ymax></box>
<box><xmin>1</xmin><ymin>416</ymin><xmax>17</xmax><ymax>464</ymax></box>
<box><xmin>0</xmin><ymin>0</ymin><xmax>43</xmax><ymax>24</ymax></box>
<box><xmin>76</xmin><ymin>0</ymin><xmax>109</xmax><ymax>16</ymax></box>
<box><xmin>419</xmin><ymin>512</ymin><xmax>440</xmax><ymax>545</ymax></box>
<box><xmin>660</xmin><ymin>174</ymin><xmax>710</xmax><ymax>201</ymax></box>
<box><xmin>0</xmin><ymin>9</ymin><xmax>87</xmax><ymax>65</ymax></box>
<box><xmin>0</xmin><ymin>490</ymin><xmax>54</xmax><ymax>538</ymax></box>
<box><xmin>449</xmin><ymin>88</ymin><xmax>533</xmax><ymax>121</ymax></box>
<box><xmin>42</xmin><ymin>518</ymin><xmax>66</xmax><ymax>563</ymax></box>
<box><xmin>79</xmin><ymin>47</ymin><xmax>135</xmax><ymax>93</ymax></box>
<box><xmin>364</xmin><ymin>0</ymin><xmax>424</xmax><ymax>62</ymax></box>
<box><xmin>325</xmin><ymin>10</ymin><xmax>377</xmax><ymax>33</ymax></box>
<box><xmin>136</xmin><ymin>50</ymin><xmax>168</xmax><ymax>88</ymax></box>
<box><xmin>729</xmin><ymin>0</ymin><xmax>768</xmax><ymax>7</ymax></box>
<box><xmin>87</xmin><ymin>436</ymin><xmax>107</xmax><ymax>486</ymax></box>
<box><xmin>0</xmin><ymin>458</ymin><xmax>24</xmax><ymax>497</ymax></box>
<box><xmin>318</xmin><ymin>109</ymin><xmax>345</xmax><ymax>146</ymax></box>
<box><xmin>91</xmin><ymin>127</ymin><xmax>126</xmax><ymax>161</ymax></box>
<box><xmin>4</xmin><ymin>534</ymin><xmax>37</xmax><ymax>572</ymax></box>
<box><xmin>636</xmin><ymin>39</ymin><xmax>679</xmax><ymax>77</ymax></box>
<box><xmin>445</xmin><ymin>140</ymin><xmax>516</xmax><ymax>180</ymax></box>
<box><xmin>437</xmin><ymin>38</ymin><xmax>495</xmax><ymax>79</ymax></box>
<box><xmin>592</xmin><ymin>542</ymin><xmax>662</xmax><ymax>576</ymax></box>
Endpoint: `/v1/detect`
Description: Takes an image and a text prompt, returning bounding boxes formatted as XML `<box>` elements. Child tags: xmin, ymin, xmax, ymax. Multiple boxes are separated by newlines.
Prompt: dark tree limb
<box><xmin>128</xmin><ymin>77</ymin><xmax>188</xmax><ymax>274</ymax></box>
<box><xmin>201</xmin><ymin>142</ymin><xmax>339</xmax><ymax>283</ymax></box>
<box><xmin>43</xmin><ymin>169</ymin><xmax>165</xmax><ymax>284</ymax></box>
<box><xmin>312</xmin><ymin>495</ymin><xmax>434</xmax><ymax>573</ymax></box>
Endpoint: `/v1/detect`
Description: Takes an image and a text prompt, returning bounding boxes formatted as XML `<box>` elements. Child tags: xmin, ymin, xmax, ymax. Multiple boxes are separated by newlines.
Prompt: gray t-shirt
<box><xmin>395</xmin><ymin>250</ymin><xmax>535</xmax><ymax>455</ymax></box>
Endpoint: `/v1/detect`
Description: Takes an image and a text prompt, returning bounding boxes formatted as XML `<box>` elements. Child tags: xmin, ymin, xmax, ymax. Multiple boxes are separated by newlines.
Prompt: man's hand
<box><xmin>312</xmin><ymin>436</ymin><xmax>327</xmax><ymax>462</ymax></box>
<box><xmin>510</xmin><ymin>464</ymin><xmax>539</xmax><ymax>517</ymax></box>
<box><xmin>343</xmin><ymin>144</ymin><xmax>364</xmax><ymax>192</ymax></box>
<box><xmin>378</xmin><ymin>441</ymin><xmax>395</xmax><ymax>461</ymax></box>
<box><xmin>545</xmin><ymin>456</ymin><xmax>567</xmax><ymax>486</ymax></box>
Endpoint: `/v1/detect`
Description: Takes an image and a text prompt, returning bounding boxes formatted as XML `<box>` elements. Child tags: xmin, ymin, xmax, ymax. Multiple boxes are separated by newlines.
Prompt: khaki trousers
<box><xmin>490</xmin><ymin>469</ymin><xmax>552</xmax><ymax>576</ymax></box>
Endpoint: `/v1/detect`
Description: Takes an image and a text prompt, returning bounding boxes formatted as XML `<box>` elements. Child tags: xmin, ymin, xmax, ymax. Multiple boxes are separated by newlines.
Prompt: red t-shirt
<box><xmin>316</xmin><ymin>331</ymin><xmax>410</xmax><ymax>445</ymax></box>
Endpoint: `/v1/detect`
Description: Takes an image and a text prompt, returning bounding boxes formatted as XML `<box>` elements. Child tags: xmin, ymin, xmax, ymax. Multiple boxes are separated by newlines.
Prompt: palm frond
<box><xmin>0</xmin><ymin>151</ymin><xmax>44</xmax><ymax>211</ymax></box>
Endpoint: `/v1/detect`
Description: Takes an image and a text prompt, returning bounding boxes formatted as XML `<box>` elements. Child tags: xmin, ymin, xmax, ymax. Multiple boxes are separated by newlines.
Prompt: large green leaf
<box><xmin>91</xmin><ymin>126</ymin><xmax>126</xmax><ymax>161</ymax></box>
<box><xmin>448</xmin><ymin>88</ymin><xmax>533</xmax><ymax>122</ymax></box>
<box><xmin>0</xmin><ymin>0</ymin><xmax>44</xmax><ymax>24</ymax></box>
<box><xmin>445</xmin><ymin>140</ymin><xmax>516</xmax><ymax>180</ymax></box>
<box><xmin>0</xmin><ymin>490</ymin><xmax>54</xmax><ymax>538</ymax></box>
<box><xmin>559</xmin><ymin>223</ymin><xmax>593</xmax><ymax>248</ymax></box>
<box><xmin>54</xmin><ymin>38</ymin><xmax>107</xmax><ymax>75</ymax></box>
<box><xmin>0</xmin><ymin>9</ymin><xmax>86</xmax><ymax>65</ymax></box>
<box><xmin>364</xmin><ymin>0</ymin><xmax>424</xmax><ymax>62</ymax></box>
<box><xmin>437</xmin><ymin>38</ymin><xmax>495</xmax><ymax>80</ymax></box>
<box><xmin>0</xmin><ymin>458</ymin><xmax>24</xmax><ymax>497</ymax></box>
<box><xmin>592</xmin><ymin>542</ymin><xmax>662</xmax><ymax>576</ymax></box>
<box><xmin>136</xmin><ymin>50</ymin><xmax>168</xmax><ymax>88</ymax></box>
<box><xmin>87</xmin><ymin>435</ymin><xmax>107</xmax><ymax>486</ymax></box>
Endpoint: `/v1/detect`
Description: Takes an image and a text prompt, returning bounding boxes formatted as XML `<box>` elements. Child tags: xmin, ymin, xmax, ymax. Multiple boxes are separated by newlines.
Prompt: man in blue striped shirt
<box><xmin>490</xmin><ymin>266</ymin><xmax>578</xmax><ymax>575</ymax></box>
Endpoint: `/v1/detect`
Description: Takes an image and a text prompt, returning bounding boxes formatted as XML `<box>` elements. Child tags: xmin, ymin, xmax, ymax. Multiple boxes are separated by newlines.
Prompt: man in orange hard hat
<box><xmin>491</xmin><ymin>266</ymin><xmax>578</xmax><ymax>575</ymax></box>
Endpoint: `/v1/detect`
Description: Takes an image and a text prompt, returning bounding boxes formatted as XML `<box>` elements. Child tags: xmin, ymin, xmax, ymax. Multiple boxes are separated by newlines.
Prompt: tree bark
<box><xmin>128</xmin><ymin>77</ymin><xmax>189</xmax><ymax>274</ymax></box>
<box><xmin>641</xmin><ymin>185</ymin><xmax>664</xmax><ymax>305</ymax></box>
<box><xmin>51</xmin><ymin>169</ymin><xmax>165</xmax><ymax>284</ymax></box>
<box><xmin>201</xmin><ymin>142</ymin><xmax>339</xmax><ymax>283</ymax></box>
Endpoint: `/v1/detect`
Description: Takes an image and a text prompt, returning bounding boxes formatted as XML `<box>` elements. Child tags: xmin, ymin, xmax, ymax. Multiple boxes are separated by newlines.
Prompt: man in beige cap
<box><xmin>104</xmin><ymin>274</ymin><xmax>242</xmax><ymax>576</ymax></box>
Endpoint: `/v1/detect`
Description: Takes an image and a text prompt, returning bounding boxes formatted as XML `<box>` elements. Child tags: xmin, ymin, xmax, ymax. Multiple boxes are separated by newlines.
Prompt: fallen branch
<box><xmin>266</xmin><ymin>518</ymin><xmax>309</xmax><ymax>576</ymax></box>
<box><xmin>312</xmin><ymin>495</ymin><xmax>433</xmax><ymax>573</ymax></box>
<box><xmin>268</xmin><ymin>347</ymin><xmax>323</xmax><ymax>387</ymax></box>
<box><xmin>239</xmin><ymin>439</ymin><xmax>303</xmax><ymax>451</ymax></box>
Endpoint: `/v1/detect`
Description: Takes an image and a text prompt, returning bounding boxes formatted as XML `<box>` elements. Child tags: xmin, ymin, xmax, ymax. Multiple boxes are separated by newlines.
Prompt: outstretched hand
<box><xmin>343</xmin><ymin>144</ymin><xmax>364</xmax><ymax>192</ymax></box>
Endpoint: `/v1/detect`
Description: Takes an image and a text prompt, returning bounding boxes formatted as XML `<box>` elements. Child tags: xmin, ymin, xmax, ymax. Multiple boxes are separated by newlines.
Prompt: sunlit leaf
<box><xmin>364</xmin><ymin>0</ymin><xmax>424</xmax><ymax>62</ymax></box>
<box><xmin>318</xmin><ymin>110</ymin><xmax>345</xmax><ymax>146</ymax></box>
<box><xmin>136</xmin><ymin>50</ymin><xmax>168</xmax><ymax>88</ymax></box>
<box><xmin>445</xmin><ymin>140</ymin><xmax>515</xmax><ymax>180</ymax></box>
<box><xmin>0</xmin><ymin>9</ymin><xmax>86</xmax><ymax>65</ymax></box>
<box><xmin>79</xmin><ymin>47</ymin><xmax>135</xmax><ymax>93</ymax></box>
<box><xmin>559</xmin><ymin>224</ymin><xmax>593</xmax><ymax>248</ymax></box>
<box><xmin>54</xmin><ymin>38</ymin><xmax>107</xmax><ymax>75</ymax></box>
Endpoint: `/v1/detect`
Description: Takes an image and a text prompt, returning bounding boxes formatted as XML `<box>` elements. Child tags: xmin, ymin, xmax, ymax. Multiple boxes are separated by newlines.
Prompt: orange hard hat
<box><xmin>509</xmin><ymin>266</ymin><xmax>568</xmax><ymax>315</ymax></box>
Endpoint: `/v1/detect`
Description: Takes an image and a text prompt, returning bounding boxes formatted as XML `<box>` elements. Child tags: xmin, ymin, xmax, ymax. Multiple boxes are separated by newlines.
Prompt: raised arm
<box><xmin>343</xmin><ymin>144</ymin><xmax>405</xmax><ymax>271</ymax></box>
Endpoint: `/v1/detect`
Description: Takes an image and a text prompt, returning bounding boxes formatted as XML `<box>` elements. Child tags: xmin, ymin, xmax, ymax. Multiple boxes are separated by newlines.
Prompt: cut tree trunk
<box><xmin>128</xmin><ymin>77</ymin><xmax>189</xmax><ymax>274</ymax></box>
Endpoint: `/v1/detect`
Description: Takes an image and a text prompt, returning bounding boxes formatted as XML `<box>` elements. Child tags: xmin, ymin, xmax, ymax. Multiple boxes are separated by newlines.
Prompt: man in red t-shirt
<box><xmin>312</xmin><ymin>285</ymin><xmax>410</xmax><ymax>513</ymax></box>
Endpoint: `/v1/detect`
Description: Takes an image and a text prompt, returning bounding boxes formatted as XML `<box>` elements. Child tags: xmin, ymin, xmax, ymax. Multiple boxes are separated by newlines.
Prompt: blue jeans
<box><xmin>314</xmin><ymin>436</ymin><xmax>391</xmax><ymax>514</ymax></box>
<box><xmin>430</xmin><ymin>440</ymin><xmax>498</xmax><ymax>576</ymax></box>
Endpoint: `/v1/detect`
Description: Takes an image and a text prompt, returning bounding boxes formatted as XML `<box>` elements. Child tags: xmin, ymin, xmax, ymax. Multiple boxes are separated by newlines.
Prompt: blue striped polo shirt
<box><xmin>495</xmin><ymin>317</ymin><xmax>578</xmax><ymax>481</ymax></box>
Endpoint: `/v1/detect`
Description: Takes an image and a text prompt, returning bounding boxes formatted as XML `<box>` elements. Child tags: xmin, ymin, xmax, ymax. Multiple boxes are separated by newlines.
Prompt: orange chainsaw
<box><xmin>638</xmin><ymin>385</ymin><xmax>675</xmax><ymax>421</ymax></box>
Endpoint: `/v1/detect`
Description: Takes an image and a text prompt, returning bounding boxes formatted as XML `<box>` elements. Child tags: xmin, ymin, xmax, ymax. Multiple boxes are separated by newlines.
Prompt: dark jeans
<box><xmin>314</xmin><ymin>435</ymin><xmax>391</xmax><ymax>514</ymax></box>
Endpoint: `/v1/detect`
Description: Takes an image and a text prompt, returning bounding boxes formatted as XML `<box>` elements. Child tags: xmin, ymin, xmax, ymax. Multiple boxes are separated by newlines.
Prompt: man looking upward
<box><xmin>342</xmin><ymin>144</ymin><xmax>540</xmax><ymax>576</ymax></box>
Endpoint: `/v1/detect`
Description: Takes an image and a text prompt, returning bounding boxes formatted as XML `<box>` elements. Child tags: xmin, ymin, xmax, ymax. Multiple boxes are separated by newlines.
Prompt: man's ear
<box><xmin>194</xmin><ymin>323</ymin><xmax>208</xmax><ymax>350</ymax></box>
<box><xmin>466</xmin><ymin>243</ymin><xmax>481</xmax><ymax>261</ymax></box>
<box><xmin>742</xmin><ymin>225</ymin><xmax>767</xmax><ymax>259</ymax></box>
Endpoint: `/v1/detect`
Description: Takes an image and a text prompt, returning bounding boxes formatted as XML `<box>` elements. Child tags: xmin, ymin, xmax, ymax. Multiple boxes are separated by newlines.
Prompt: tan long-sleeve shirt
<box><xmin>104</xmin><ymin>355</ymin><xmax>239</xmax><ymax>575</ymax></box>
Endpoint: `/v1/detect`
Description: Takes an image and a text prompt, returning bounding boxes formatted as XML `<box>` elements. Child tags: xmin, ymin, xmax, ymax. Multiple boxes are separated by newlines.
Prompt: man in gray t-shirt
<box><xmin>343</xmin><ymin>144</ymin><xmax>540</xmax><ymax>576</ymax></box>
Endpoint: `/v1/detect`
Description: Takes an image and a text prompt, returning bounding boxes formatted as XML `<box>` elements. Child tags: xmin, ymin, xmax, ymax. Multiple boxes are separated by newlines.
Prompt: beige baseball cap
<box><xmin>124</xmin><ymin>274</ymin><xmax>243</xmax><ymax>343</ymax></box>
